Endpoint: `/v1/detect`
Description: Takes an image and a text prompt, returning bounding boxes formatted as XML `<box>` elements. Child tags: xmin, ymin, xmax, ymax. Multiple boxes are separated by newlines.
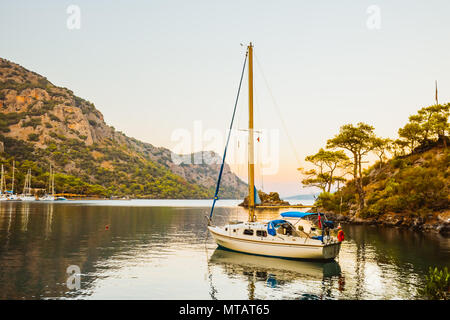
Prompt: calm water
<box><xmin>0</xmin><ymin>200</ymin><xmax>448</xmax><ymax>300</ymax></box>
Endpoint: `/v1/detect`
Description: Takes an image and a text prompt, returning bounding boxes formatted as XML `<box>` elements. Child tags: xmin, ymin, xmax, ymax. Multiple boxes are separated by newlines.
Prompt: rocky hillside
<box><xmin>0</xmin><ymin>57</ymin><xmax>247</xmax><ymax>198</ymax></box>
<box><xmin>315</xmin><ymin>145</ymin><xmax>450</xmax><ymax>234</ymax></box>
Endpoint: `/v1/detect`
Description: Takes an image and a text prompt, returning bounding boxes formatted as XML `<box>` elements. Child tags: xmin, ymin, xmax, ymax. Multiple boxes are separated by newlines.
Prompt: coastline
<box><xmin>312</xmin><ymin>207</ymin><xmax>450</xmax><ymax>236</ymax></box>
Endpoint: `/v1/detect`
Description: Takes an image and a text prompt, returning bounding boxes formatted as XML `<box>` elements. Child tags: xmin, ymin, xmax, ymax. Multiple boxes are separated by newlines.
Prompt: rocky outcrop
<box><xmin>239</xmin><ymin>190</ymin><xmax>290</xmax><ymax>208</ymax></box>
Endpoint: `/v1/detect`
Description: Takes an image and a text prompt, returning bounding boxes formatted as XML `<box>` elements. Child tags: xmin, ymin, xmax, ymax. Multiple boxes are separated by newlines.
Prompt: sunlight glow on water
<box><xmin>0</xmin><ymin>200</ymin><xmax>448</xmax><ymax>299</ymax></box>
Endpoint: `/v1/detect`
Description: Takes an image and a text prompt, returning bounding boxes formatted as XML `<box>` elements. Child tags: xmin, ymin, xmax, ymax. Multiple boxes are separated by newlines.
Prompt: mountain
<box><xmin>0</xmin><ymin>57</ymin><xmax>247</xmax><ymax>198</ymax></box>
<box><xmin>282</xmin><ymin>194</ymin><xmax>319</xmax><ymax>200</ymax></box>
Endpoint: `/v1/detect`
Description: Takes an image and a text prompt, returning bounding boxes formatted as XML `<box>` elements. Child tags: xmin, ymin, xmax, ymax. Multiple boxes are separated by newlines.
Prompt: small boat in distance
<box><xmin>207</xmin><ymin>43</ymin><xmax>342</xmax><ymax>260</ymax></box>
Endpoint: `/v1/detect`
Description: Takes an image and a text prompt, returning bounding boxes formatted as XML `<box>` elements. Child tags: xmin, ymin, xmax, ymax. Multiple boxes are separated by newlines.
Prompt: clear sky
<box><xmin>1</xmin><ymin>0</ymin><xmax>450</xmax><ymax>196</ymax></box>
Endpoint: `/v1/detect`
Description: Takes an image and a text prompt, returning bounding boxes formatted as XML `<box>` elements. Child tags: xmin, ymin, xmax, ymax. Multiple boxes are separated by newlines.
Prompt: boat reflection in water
<box><xmin>208</xmin><ymin>247</ymin><xmax>341</xmax><ymax>299</ymax></box>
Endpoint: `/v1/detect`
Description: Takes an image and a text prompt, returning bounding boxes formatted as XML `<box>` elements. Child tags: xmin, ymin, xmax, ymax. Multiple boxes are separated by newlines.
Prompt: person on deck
<box><xmin>337</xmin><ymin>225</ymin><xmax>344</xmax><ymax>242</ymax></box>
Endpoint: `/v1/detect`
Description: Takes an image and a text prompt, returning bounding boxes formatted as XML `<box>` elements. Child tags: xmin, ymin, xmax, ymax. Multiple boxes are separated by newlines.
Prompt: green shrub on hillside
<box><xmin>49</xmin><ymin>114</ymin><xmax>60</xmax><ymax>122</ymax></box>
<box><xmin>27</xmin><ymin>133</ymin><xmax>40</xmax><ymax>141</ymax></box>
<box><xmin>22</xmin><ymin>117</ymin><xmax>41</xmax><ymax>128</ymax></box>
<box><xmin>317</xmin><ymin>148</ymin><xmax>449</xmax><ymax>218</ymax></box>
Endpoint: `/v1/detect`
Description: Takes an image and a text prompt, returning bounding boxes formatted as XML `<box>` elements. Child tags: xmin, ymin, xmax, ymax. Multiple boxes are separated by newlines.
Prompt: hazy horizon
<box><xmin>2</xmin><ymin>0</ymin><xmax>450</xmax><ymax>196</ymax></box>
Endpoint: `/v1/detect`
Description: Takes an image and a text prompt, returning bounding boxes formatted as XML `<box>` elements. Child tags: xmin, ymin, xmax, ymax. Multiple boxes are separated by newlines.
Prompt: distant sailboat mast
<box><xmin>23</xmin><ymin>170</ymin><xmax>27</xmax><ymax>195</ymax></box>
<box><xmin>51</xmin><ymin>165</ymin><xmax>55</xmax><ymax>197</ymax></box>
<box><xmin>0</xmin><ymin>165</ymin><xmax>5</xmax><ymax>194</ymax></box>
<box><xmin>23</xmin><ymin>169</ymin><xmax>30</xmax><ymax>195</ymax></box>
<box><xmin>11</xmin><ymin>160</ymin><xmax>15</xmax><ymax>194</ymax></box>
<box><xmin>48</xmin><ymin>164</ymin><xmax>51</xmax><ymax>195</ymax></box>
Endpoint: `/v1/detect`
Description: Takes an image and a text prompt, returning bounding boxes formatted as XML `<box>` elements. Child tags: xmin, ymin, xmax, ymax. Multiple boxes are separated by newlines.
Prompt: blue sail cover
<box><xmin>280</xmin><ymin>211</ymin><xmax>320</xmax><ymax>218</ymax></box>
<box><xmin>267</xmin><ymin>219</ymin><xmax>287</xmax><ymax>236</ymax></box>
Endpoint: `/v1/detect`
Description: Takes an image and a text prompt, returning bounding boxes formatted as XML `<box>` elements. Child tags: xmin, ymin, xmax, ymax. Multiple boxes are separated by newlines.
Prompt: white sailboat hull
<box><xmin>208</xmin><ymin>225</ymin><xmax>341</xmax><ymax>260</ymax></box>
<box><xmin>39</xmin><ymin>195</ymin><xmax>55</xmax><ymax>201</ymax></box>
<box><xmin>19</xmin><ymin>195</ymin><xmax>35</xmax><ymax>201</ymax></box>
<box><xmin>5</xmin><ymin>194</ymin><xmax>20</xmax><ymax>201</ymax></box>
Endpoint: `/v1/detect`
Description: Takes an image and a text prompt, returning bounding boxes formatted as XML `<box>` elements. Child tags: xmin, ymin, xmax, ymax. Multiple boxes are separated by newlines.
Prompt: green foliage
<box><xmin>27</xmin><ymin>133</ymin><xmax>40</xmax><ymax>141</ymax></box>
<box><xmin>317</xmin><ymin>147</ymin><xmax>449</xmax><ymax>218</ymax></box>
<box><xmin>0</xmin><ymin>136</ymin><xmax>35</xmax><ymax>162</ymax></box>
<box><xmin>21</xmin><ymin>117</ymin><xmax>42</xmax><ymax>128</ymax></box>
<box><xmin>391</xmin><ymin>158</ymin><xmax>405</xmax><ymax>169</ymax></box>
<box><xmin>371</xmin><ymin>137</ymin><xmax>392</xmax><ymax>166</ymax></box>
<box><xmin>314</xmin><ymin>101</ymin><xmax>449</xmax><ymax>217</ymax></box>
<box><xmin>398</xmin><ymin>122</ymin><xmax>423</xmax><ymax>150</ymax></box>
<box><xmin>418</xmin><ymin>267</ymin><xmax>449</xmax><ymax>300</ymax></box>
<box><xmin>0</xmin><ymin>112</ymin><xmax>25</xmax><ymax>132</ymax></box>
<box><xmin>48</xmin><ymin>114</ymin><xmax>60</xmax><ymax>122</ymax></box>
<box><xmin>300</xmin><ymin>148</ymin><xmax>350</xmax><ymax>193</ymax></box>
<box><xmin>326</xmin><ymin>122</ymin><xmax>377</xmax><ymax>210</ymax></box>
<box><xmin>315</xmin><ymin>189</ymin><xmax>356</xmax><ymax>214</ymax></box>
<box><xmin>0</xmin><ymin>134</ymin><xmax>213</xmax><ymax>199</ymax></box>
<box><xmin>0</xmin><ymin>78</ymin><xmax>51</xmax><ymax>91</ymax></box>
<box><xmin>397</xmin><ymin>103</ymin><xmax>449</xmax><ymax>154</ymax></box>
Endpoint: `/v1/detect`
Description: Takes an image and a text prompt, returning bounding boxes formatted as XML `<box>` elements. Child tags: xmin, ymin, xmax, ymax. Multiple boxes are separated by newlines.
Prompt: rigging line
<box><xmin>209</xmin><ymin>50</ymin><xmax>248</xmax><ymax>221</ymax></box>
<box><xmin>254</xmin><ymin>51</ymin><xmax>302</xmax><ymax>165</ymax></box>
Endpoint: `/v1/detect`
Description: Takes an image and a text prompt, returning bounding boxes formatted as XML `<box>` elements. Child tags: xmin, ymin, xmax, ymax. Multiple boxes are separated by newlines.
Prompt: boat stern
<box><xmin>322</xmin><ymin>242</ymin><xmax>341</xmax><ymax>260</ymax></box>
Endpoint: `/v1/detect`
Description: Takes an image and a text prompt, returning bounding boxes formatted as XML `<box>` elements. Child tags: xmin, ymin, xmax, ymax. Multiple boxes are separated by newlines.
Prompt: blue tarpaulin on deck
<box><xmin>280</xmin><ymin>212</ymin><xmax>321</xmax><ymax>218</ymax></box>
<box><xmin>267</xmin><ymin>219</ymin><xmax>287</xmax><ymax>236</ymax></box>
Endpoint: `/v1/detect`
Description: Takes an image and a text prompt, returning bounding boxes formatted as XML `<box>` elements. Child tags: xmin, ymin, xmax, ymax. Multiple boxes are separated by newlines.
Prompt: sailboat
<box><xmin>6</xmin><ymin>161</ymin><xmax>19</xmax><ymax>201</ymax></box>
<box><xmin>19</xmin><ymin>168</ymin><xmax>36</xmax><ymax>201</ymax></box>
<box><xmin>39</xmin><ymin>164</ymin><xmax>55</xmax><ymax>201</ymax></box>
<box><xmin>207</xmin><ymin>43</ymin><xmax>341</xmax><ymax>260</ymax></box>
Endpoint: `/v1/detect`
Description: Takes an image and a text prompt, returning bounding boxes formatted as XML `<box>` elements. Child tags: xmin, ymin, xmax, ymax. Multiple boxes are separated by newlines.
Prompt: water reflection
<box><xmin>0</xmin><ymin>201</ymin><xmax>448</xmax><ymax>300</ymax></box>
<box><xmin>208</xmin><ymin>248</ymin><xmax>341</xmax><ymax>299</ymax></box>
<box><xmin>44</xmin><ymin>204</ymin><xmax>53</xmax><ymax>239</ymax></box>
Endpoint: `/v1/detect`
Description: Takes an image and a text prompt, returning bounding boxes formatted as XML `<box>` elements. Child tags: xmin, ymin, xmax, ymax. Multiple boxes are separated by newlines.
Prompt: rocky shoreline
<box><xmin>311</xmin><ymin>207</ymin><xmax>450</xmax><ymax>236</ymax></box>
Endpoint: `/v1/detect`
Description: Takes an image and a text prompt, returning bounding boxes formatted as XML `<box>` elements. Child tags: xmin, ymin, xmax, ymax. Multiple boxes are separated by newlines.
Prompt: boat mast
<box><xmin>0</xmin><ymin>165</ymin><xmax>3</xmax><ymax>194</ymax></box>
<box><xmin>11</xmin><ymin>160</ymin><xmax>15</xmax><ymax>194</ymax></box>
<box><xmin>248</xmin><ymin>42</ymin><xmax>256</xmax><ymax>222</ymax></box>
<box><xmin>48</xmin><ymin>164</ymin><xmax>51</xmax><ymax>194</ymax></box>
<box><xmin>51</xmin><ymin>166</ymin><xmax>55</xmax><ymax>196</ymax></box>
<box><xmin>26</xmin><ymin>169</ymin><xmax>31</xmax><ymax>195</ymax></box>
<box><xmin>23</xmin><ymin>170</ymin><xmax>27</xmax><ymax>195</ymax></box>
